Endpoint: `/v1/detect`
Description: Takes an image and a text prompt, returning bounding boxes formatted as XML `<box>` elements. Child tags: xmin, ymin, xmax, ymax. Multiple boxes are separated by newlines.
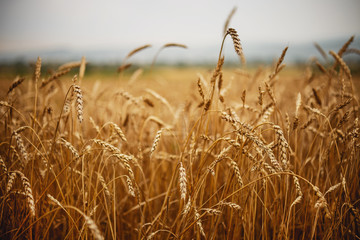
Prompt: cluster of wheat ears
<box><xmin>0</xmin><ymin>26</ymin><xmax>359</xmax><ymax>239</ymax></box>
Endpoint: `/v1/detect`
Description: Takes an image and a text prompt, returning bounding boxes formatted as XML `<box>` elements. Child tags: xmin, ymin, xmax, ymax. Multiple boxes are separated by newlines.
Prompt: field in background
<box><xmin>0</xmin><ymin>32</ymin><xmax>359</xmax><ymax>240</ymax></box>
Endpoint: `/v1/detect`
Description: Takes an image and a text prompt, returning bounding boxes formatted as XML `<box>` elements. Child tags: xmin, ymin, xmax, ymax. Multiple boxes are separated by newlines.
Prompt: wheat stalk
<box><xmin>223</xmin><ymin>7</ymin><xmax>237</xmax><ymax>36</ymax></box>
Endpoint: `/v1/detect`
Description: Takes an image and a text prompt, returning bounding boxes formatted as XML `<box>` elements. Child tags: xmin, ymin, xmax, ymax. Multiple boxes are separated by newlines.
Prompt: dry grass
<box><xmin>0</xmin><ymin>28</ymin><xmax>359</xmax><ymax>240</ymax></box>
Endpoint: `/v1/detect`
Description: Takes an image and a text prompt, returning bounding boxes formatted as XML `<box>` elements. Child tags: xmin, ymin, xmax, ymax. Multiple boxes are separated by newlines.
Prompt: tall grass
<box><xmin>0</xmin><ymin>30</ymin><xmax>359</xmax><ymax>240</ymax></box>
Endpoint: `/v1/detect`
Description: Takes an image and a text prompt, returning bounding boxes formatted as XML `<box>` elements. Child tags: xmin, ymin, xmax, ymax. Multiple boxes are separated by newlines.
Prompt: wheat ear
<box><xmin>179</xmin><ymin>162</ymin><xmax>187</xmax><ymax>200</ymax></box>
<box><xmin>227</xmin><ymin>28</ymin><xmax>246</xmax><ymax>64</ymax></box>
<box><xmin>7</xmin><ymin>77</ymin><xmax>25</xmax><ymax>95</ymax></box>
<box><xmin>73</xmin><ymin>83</ymin><xmax>84</xmax><ymax>123</ymax></box>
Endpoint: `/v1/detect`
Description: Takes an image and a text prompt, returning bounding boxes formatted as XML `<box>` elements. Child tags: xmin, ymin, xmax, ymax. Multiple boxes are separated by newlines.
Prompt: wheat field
<box><xmin>0</xmin><ymin>29</ymin><xmax>359</xmax><ymax>239</ymax></box>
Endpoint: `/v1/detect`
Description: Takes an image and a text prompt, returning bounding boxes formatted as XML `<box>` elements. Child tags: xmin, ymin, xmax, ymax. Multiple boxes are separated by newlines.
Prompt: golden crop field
<box><xmin>0</xmin><ymin>29</ymin><xmax>359</xmax><ymax>239</ymax></box>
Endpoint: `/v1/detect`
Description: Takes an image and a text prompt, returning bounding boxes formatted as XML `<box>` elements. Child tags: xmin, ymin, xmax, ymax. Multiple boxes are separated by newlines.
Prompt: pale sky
<box><xmin>0</xmin><ymin>0</ymin><xmax>359</xmax><ymax>60</ymax></box>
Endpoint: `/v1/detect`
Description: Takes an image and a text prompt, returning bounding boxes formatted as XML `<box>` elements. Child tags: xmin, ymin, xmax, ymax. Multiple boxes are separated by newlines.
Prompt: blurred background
<box><xmin>0</xmin><ymin>0</ymin><xmax>359</xmax><ymax>65</ymax></box>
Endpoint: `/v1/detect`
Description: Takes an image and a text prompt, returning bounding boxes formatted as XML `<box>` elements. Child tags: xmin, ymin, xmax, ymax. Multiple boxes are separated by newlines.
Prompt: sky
<box><xmin>0</xmin><ymin>0</ymin><xmax>359</xmax><ymax>62</ymax></box>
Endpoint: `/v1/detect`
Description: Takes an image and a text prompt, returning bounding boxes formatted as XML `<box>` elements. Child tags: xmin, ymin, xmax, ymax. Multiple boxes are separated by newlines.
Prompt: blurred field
<box><xmin>0</xmin><ymin>33</ymin><xmax>360</xmax><ymax>240</ymax></box>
